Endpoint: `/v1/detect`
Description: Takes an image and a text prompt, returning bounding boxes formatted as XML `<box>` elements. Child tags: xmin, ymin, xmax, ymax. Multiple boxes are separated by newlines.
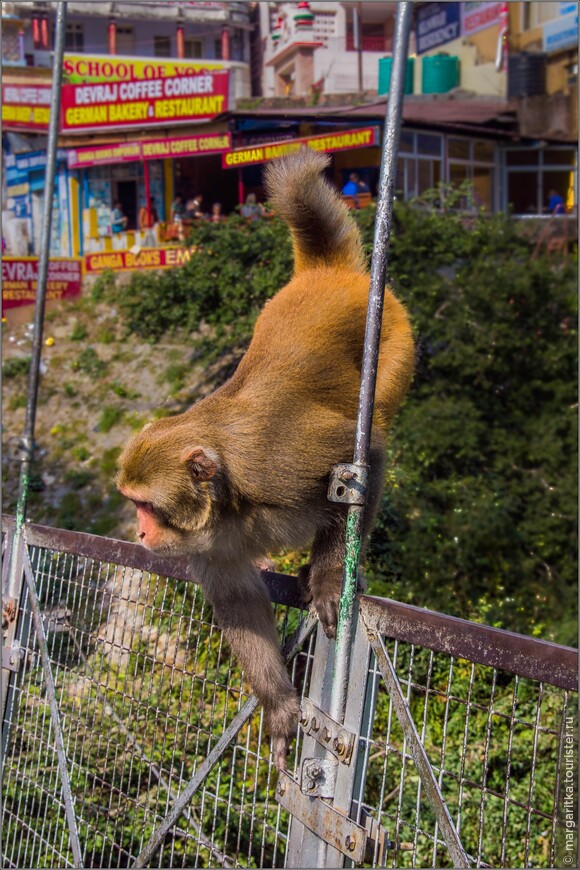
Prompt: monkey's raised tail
<box><xmin>264</xmin><ymin>150</ymin><xmax>366</xmax><ymax>276</ymax></box>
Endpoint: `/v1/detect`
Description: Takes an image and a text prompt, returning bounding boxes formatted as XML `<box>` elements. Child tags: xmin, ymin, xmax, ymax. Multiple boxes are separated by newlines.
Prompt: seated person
<box><xmin>547</xmin><ymin>189</ymin><xmax>565</xmax><ymax>216</ymax></box>
<box><xmin>112</xmin><ymin>202</ymin><xmax>128</xmax><ymax>233</ymax></box>
<box><xmin>241</xmin><ymin>193</ymin><xmax>264</xmax><ymax>220</ymax></box>
<box><xmin>210</xmin><ymin>202</ymin><xmax>223</xmax><ymax>223</ymax></box>
<box><xmin>170</xmin><ymin>194</ymin><xmax>185</xmax><ymax>223</ymax></box>
<box><xmin>185</xmin><ymin>195</ymin><xmax>204</xmax><ymax>219</ymax></box>
<box><xmin>342</xmin><ymin>172</ymin><xmax>369</xmax><ymax>196</ymax></box>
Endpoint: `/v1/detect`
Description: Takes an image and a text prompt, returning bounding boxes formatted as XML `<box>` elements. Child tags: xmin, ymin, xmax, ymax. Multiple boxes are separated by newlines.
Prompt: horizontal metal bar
<box><xmin>359</xmin><ymin>595</ymin><xmax>578</xmax><ymax>692</ymax></box>
<box><xmin>3</xmin><ymin>516</ymin><xmax>575</xmax><ymax>690</ymax></box>
<box><xmin>2</xmin><ymin>515</ymin><xmax>305</xmax><ymax>610</ymax></box>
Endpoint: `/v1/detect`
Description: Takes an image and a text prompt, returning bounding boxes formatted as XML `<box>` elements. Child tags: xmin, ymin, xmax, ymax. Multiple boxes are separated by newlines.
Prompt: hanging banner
<box><xmin>2</xmin><ymin>257</ymin><xmax>82</xmax><ymax>310</ymax></box>
<box><xmin>83</xmin><ymin>246</ymin><xmax>196</xmax><ymax>274</ymax></box>
<box><xmin>67</xmin><ymin>131</ymin><xmax>231</xmax><ymax>169</ymax></box>
<box><xmin>60</xmin><ymin>53</ymin><xmax>229</xmax><ymax>133</ymax></box>
<box><xmin>222</xmin><ymin>126</ymin><xmax>380</xmax><ymax>169</ymax></box>
<box><xmin>1</xmin><ymin>82</ymin><xmax>52</xmax><ymax>130</ymax></box>
<box><xmin>461</xmin><ymin>2</ymin><xmax>503</xmax><ymax>37</ymax></box>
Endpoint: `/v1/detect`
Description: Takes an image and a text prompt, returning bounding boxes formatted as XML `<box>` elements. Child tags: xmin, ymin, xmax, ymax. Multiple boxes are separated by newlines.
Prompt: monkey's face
<box><xmin>116</xmin><ymin>424</ymin><xmax>220</xmax><ymax>555</ymax></box>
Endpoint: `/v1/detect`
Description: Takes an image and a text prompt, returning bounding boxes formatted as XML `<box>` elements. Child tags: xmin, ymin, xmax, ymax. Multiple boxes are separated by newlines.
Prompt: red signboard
<box><xmin>222</xmin><ymin>127</ymin><xmax>380</xmax><ymax>169</ymax></box>
<box><xmin>67</xmin><ymin>132</ymin><xmax>231</xmax><ymax>169</ymax></box>
<box><xmin>61</xmin><ymin>69</ymin><xmax>229</xmax><ymax>133</ymax></box>
<box><xmin>2</xmin><ymin>257</ymin><xmax>82</xmax><ymax>310</ymax></box>
<box><xmin>83</xmin><ymin>247</ymin><xmax>196</xmax><ymax>274</ymax></box>
<box><xmin>1</xmin><ymin>83</ymin><xmax>52</xmax><ymax>130</ymax></box>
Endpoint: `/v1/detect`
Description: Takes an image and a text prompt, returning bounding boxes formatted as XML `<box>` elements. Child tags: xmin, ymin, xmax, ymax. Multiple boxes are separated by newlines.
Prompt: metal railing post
<box><xmin>2</xmin><ymin>0</ymin><xmax>68</xmax><ymax>764</ymax></box>
<box><xmin>328</xmin><ymin>0</ymin><xmax>413</xmax><ymax>734</ymax></box>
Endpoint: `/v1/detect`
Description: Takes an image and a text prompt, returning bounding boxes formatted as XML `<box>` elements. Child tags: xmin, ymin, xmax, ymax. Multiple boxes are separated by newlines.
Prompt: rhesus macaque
<box><xmin>116</xmin><ymin>151</ymin><xmax>414</xmax><ymax>768</ymax></box>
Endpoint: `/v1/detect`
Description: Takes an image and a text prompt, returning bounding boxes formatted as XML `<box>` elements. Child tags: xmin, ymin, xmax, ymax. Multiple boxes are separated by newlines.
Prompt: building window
<box><xmin>65</xmin><ymin>23</ymin><xmax>84</xmax><ymax>51</ymax></box>
<box><xmin>214</xmin><ymin>38</ymin><xmax>222</xmax><ymax>59</ymax></box>
<box><xmin>505</xmin><ymin>146</ymin><xmax>577</xmax><ymax>214</ymax></box>
<box><xmin>446</xmin><ymin>137</ymin><xmax>496</xmax><ymax>211</ymax></box>
<box><xmin>394</xmin><ymin>130</ymin><xmax>444</xmax><ymax>200</ymax></box>
<box><xmin>184</xmin><ymin>38</ymin><xmax>203</xmax><ymax>58</ymax></box>
<box><xmin>154</xmin><ymin>36</ymin><xmax>171</xmax><ymax>57</ymax></box>
<box><xmin>116</xmin><ymin>26</ymin><xmax>135</xmax><ymax>55</ymax></box>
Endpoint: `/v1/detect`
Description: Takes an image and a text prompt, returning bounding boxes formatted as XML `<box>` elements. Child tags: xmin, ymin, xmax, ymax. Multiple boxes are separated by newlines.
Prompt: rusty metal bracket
<box><xmin>299</xmin><ymin>698</ymin><xmax>356</xmax><ymax>765</ymax></box>
<box><xmin>327</xmin><ymin>463</ymin><xmax>368</xmax><ymax>505</ymax></box>
<box><xmin>275</xmin><ymin>770</ymin><xmax>367</xmax><ymax>862</ymax></box>
<box><xmin>301</xmin><ymin>757</ymin><xmax>338</xmax><ymax>798</ymax></box>
<box><xmin>2</xmin><ymin>642</ymin><xmax>24</xmax><ymax>673</ymax></box>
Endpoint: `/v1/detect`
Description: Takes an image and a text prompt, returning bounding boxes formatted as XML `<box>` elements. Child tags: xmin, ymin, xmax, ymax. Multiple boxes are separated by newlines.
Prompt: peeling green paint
<box><xmin>335</xmin><ymin>507</ymin><xmax>364</xmax><ymax>645</ymax></box>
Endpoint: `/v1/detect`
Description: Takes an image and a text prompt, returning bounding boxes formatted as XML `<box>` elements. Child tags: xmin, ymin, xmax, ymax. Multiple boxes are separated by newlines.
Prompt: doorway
<box><xmin>113</xmin><ymin>180</ymin><xmax>138</xmax><ymax>230</ymax></box>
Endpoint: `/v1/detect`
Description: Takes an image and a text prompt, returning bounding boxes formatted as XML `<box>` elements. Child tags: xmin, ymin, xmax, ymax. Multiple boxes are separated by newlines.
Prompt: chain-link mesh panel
<box><xmin>352</xmin><ymin>637</ymin><xmax>574</xmax><ymax>869</ymax></box>
<box><xmin>2</xmin><ymin>544</ymin><xmax>313</xmax><ymax>869</ymax></box>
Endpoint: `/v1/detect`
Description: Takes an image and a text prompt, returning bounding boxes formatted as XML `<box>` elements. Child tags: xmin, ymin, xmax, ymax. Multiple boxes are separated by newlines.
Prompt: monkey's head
<box><xmin>116</xmin><ymin>420</ymin><xmax>221</xmax><ymax>555</ymax></box>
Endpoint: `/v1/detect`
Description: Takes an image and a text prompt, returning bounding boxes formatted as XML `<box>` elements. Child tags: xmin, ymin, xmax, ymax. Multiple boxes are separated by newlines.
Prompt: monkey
<box><xmin>116</xmin><ymin>150</ymin><xmax>415</xmax><ymax>768</ymax></box>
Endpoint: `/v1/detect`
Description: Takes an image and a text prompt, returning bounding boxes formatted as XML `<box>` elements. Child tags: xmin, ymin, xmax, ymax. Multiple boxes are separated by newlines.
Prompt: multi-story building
<box><xmin>1</xmin><ymin>1</ymin><xmax>577</xmax><ymax>270</ymax></box>
<box><xmin>2</xmin><ymin>0</ymin><xmax>252</xmax><ymax>258</ymax></box>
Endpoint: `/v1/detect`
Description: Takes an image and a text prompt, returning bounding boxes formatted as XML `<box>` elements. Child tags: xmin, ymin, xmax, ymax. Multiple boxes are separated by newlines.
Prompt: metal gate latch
<box><xmin>328</xmin><ymin>463</ymin><xmax>368</xmax><ymax>505</ymax></box>
<box><xmin>301</xmin><ymin>757</ymin><xmax>338</xmax><ymax>797</ymax></box>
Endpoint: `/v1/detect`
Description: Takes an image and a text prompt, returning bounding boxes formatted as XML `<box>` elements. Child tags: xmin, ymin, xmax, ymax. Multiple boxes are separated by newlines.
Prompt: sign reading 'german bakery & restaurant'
<box><xmin>3</xmin><ymin>54</ymin><xmax>229</xmax><ymax>133</ymax></box>
<box><xmin>222</xmin><ymin>127</ymin><xmax>380</xmax><ymax>168</ymax></box>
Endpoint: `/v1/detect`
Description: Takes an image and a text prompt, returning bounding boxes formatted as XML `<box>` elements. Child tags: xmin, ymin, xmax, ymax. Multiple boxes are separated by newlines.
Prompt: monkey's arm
<box><xmin>197</xmin><ymin>559</ymin><xmax>300</xmax><ymax>769</ymax></box>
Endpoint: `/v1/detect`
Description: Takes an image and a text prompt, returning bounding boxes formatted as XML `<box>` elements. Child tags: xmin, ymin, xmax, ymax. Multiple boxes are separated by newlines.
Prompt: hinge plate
<box><xmin>328</xmin><ymin>463</ymin><xmax>368</xmax><ymax>505</ymax></box>
<box><xmin>301</xmin><ymin>757</ymin><xmax>338</xmax><ymax>798</ymax></box>
<box><xmin>2</xmin><ymin>642</ymin><xmax>24</xmax><ymax>672</ymax></box>
<box><xmin>300</xmin><ymin>698</ymin><xmax>356</xmax><ymax>765</ymax></box>
<box><xmin>275</xmin><ymin>770</ymin><xmax>367</xmax><ymax>862</ymax></box>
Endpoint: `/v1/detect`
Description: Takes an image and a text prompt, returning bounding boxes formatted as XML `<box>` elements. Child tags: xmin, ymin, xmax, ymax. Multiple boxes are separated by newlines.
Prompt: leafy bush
<box><xmin>3</xmin><ymin>356</ymin><xmax>31</xmax><ymax>379</ymax></box>
<box><xmin>99</xmin><ymin>216</ymin><xmax>293</xmax><ymax>341</ymax></box>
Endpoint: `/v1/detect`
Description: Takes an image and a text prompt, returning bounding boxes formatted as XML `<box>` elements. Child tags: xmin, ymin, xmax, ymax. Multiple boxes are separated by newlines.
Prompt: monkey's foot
<box><xmin>296</xmin><ymin>564</ymin><xmax>313</xmax><ymax>606</ymax></box>
<box><xmin>312</xmin><ymin>590</ymin><xmax>339</xmax><ymax>639</ymax></box>
<box><xmin>267</xmin><ymin>693</ymin><xmax>300</xmax><ymax>770</ymax></box>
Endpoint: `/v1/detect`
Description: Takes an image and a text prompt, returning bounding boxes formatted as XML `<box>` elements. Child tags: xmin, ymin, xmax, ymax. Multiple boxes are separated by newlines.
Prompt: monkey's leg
<box><xmin>307</xmin><ymin>446</ymin><xmax>385</xmax><ymax>639</ymax></box>
<box><xmin>201</xmin><ymin>562</ymin><xmax>300</xmax><ymax>770</ymax></box>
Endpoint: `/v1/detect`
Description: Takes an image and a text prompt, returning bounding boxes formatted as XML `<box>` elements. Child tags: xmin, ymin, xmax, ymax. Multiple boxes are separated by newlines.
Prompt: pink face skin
<box><xmin>132</xmin><ymin>501</ymin><xmax>164</xmax><ymax>549</ymax></box>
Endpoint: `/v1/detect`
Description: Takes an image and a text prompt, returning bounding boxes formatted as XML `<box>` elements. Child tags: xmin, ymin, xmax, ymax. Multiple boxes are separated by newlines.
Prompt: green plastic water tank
<box><xmin>422</xmin><ymin>55</ymin><xmax>459</xmax><ymax>94</ymax></box>
<box><xmin>378</xmin><ymin>57</ymin><xmax>414</xmax><ymax>96</ymax></box>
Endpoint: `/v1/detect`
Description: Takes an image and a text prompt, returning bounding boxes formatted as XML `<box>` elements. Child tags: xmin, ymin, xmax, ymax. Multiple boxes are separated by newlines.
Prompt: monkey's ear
<box><xmin>180</xmin><ymin>447</ymin><xmax>219</xmax><ymax>481</ymax></box>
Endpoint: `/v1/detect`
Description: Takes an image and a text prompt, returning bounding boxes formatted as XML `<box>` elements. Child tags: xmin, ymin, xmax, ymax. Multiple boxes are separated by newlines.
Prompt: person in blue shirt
<box><xmin>342</xmin><ymin>172</ymin><xmax>369</xmax><ymax>196</ymax></box>
<box><xmin>547</xmin><ymin>189</ymin><xmax>565</xmax><ymax>215</ymax></box>
<box><xmin>112</xmin><ymin>201</ymin><xmax>128</xmax><ymax>233</ymax></box>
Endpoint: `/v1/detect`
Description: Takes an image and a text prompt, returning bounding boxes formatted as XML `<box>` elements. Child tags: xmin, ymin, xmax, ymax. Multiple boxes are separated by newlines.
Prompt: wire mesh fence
<box><xmin>1</xmin><ymin>520</ymin><xmax>577</xmax><ymax>869</ymax></box>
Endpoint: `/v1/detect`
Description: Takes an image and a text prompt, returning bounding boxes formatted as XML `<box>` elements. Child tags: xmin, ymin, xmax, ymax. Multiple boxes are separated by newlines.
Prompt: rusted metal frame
<box><xmin>20</xmin><ymin>548</ymin><xmax>84</xmax><ymax>869</ymax></box>
<box><xmin>285</xmin><ymin>627</ymin><xmax>337</xmax><ymax>868</ymax></box>
<box><xmin>359</xmin><ymin>594</ymin><xmax>578</xmax><ymax>692</ymax></box>
<box><xmin>362</xmin><ymin>619</ymin><xmax>471</xmax><ymax>869</ymax></box>
<box><xmin>3</xmin><ymin>516</ymin><xmax>305</xmax><ymax>610</ymax></box>
<box><xmin>131</xmin><ymin>611</ymin><xmax>318</xmax><ymax>869</ymax></box>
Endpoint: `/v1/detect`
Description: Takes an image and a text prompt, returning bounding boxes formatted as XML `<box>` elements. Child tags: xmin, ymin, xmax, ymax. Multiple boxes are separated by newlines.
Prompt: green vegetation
<box><xmin>3</xmin><ymin>356</ymin><xmax>31</xmax><ymax>379</ymax></box>
<box><xmin>98</xmin><ymin>405</ymin><xmax>125</xmax><ymax>433</ymax></box>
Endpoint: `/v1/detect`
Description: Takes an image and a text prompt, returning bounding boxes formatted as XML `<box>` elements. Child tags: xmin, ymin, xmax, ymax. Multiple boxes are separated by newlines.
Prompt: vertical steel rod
<box><xmin>7</xmin><ymin>0</ymin><xmax>68</xmax><ymax>602</ymax></box>
<box><xmin>3</xmin><ymin>2</ymin><xmax>68</xmax><ymax>757</ymax></box>
<box><xmin>329</xmin><ymin>0</ymin><xmax>413</xmax><ymax>726</ymax></box>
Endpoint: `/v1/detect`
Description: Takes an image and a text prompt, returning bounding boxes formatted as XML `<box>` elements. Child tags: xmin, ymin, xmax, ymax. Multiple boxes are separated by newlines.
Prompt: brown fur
<box><xmin>116</xmin><ymin>150</ymin><xmax>415</xmax><ymax>767</ymax></box>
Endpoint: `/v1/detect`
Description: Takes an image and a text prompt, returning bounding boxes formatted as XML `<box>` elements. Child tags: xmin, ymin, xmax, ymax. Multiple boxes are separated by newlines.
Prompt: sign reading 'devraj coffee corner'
<box><xmin>61</xmin><ymin>53</ymin><xmax>229</xmax><ymax>133</ymax></box>
<box><xmin>222</xmin><ymin>126</ymin><xmax>380</xmax><ymax>168</ymax></box>
<box><xmin>2</xmin><ymin>257</ymin><xmax>82</xmax><ymax>311</ymax></box>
